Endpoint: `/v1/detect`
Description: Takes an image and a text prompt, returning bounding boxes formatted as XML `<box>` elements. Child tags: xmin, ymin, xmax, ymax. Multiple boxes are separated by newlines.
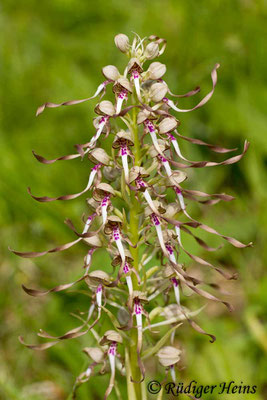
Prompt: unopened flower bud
<box><xmin>83</xmin><ymin>347</ymin><xmax>104</xmax><ymax>363</ymax></box>
<box><xmin>112</xmin><ymin>130</ymin><xmax>134</xmax><ymax>148</ymax></box>
<box><xmin>145</xmin><ymin>200</ymin><xmax>166</xmax><ymax>217</ymax></box>
<box><xmin>144</xmin><ymin>42</ymin><xmax>159</xmax><ymax>60</ymax></box>
<box><xmin>132</xmin><ymin>290</ymin><xmax>149</xmax><ymax>304</ymax></box>
<box><xmin>86</xmin><ymin>197</ymin><xmax>99</xmax><ymax>211</ymax></box>
<box><xmin>95</xmin><ymin>100</ymin><xmax>116</xmax><ymax>116</ymax></box>
<box><xmin>114</xmin><ymin>33</ymin><xmax>130</xmax><ymax>53</ymax></box>
<box><xmin>168</xmin><ymin>171</ymin><xmax>187</xmax><ymax>186</ymax></box>
<box><xmin>117</xmin><ymin>307</ymin><xmax>130</xmax><ymax>326</ymax></box>
<box><xmin>88</xmin><ymin>148</ymin><xmax>110</xmax><ymax>166</ymax></box>
<box><xmin>127</xmin><ymin>58</ymin><xmax>143</xmax><ymax>74</ymax></box>
<box><xmin>100</xmin><ymin>330</ymin><xmax>123</xmax><ymax>345</ymax></box>
<box><xmin>83</xmin><ymin>235</ymin><xmax>102</xmax><ymax>248</ymax></box>
<box><xmin>86</xmin><ymin>270</ymin><xmax>110</xmax><ymax>287</ymax></box>
<box><xmin>157</xmin><ymin>346</ymin><xmax>181</xmax><ymax>367</ymax></box>
<box><xmin>163</xmin><ymin>202</ymin><xmax>181</xmax><ymax>219</ymax></box>
<box><xmin>104</xmin><ymin>215</ymin><xmax>122</xmax><ymax>235</ymax></box>
<box><xmin>163</xmin><ymin>264</ymin><xmax>176</xmax><ymax>278</ymax></box>
<box><xmin>148</xmin><ymin>139</ymin><xmax>166</xmax><ymax>157</ymax></box>
<box><xmin>113</xmin><ymin>77</ymin><xmax>132</xmax><ymax>94</ymax></box>
<box><xmin>161</xmin><ymin>304</ymin><xmax>189</xmax><ymax>320</ymax></box>
<box><xmin>102</xmin><ymin>65</ymin><xmax>120</xmax><ymax>81</ymax></box>
<box><xmin>111</xmin><ymin>248</ymin><xmax>133</xmax><ymax>267</ymax></box>
<box><xmin>150</xmin><ymin>82</ymin><xmax>168</xmax><ymax>102</ymax></box>
<box><xmin>137</xmin><ymin>109</ymin><xmax>151</xmax><ymax>125</ymax></box>
<box><xmin>158</xmin><ymin>117</ymin><xmax>178</xmax><ymax>134</ymax></box>
<box><xmin>103</xmin><ymin>166</ymin><xmax>120</xmax><ymax>181</ymax></box>
<box><xmin>93</xmin><ymin>182</ymin><xmax>115</xmax><ymax>201</ymax></box>
<box><xmin>148</xmin><ymin>62</ymin><xmax>167</xmax><ymax>80</ymax></box>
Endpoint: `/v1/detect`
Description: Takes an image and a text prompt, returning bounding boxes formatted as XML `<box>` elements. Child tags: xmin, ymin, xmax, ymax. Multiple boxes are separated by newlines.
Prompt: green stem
<box><xmin>127</xmin><ymin>104</ymin><xmax>142</xmax><ymax>400</ymax></box>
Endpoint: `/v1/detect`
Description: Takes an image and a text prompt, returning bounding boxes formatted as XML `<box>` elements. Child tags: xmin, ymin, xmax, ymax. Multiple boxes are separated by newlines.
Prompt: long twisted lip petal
<box><xmin>126</xmin><ymin>275</ymin><xmax>133</xmax><ymax>296</ymax></box>
<box><xmin>121</xmin><ymin>153</ymin><xmax>129</xmax><ymax>182</ymax></box>
<box><xmin>167</xmin><ymin>63</ymin><xmax>220</xmax><ymax>113</ymax></box>
<box><xmin>32</xmin><ymin>150</ymin><xmax>82</xmax><ymax>164</ymax></box>
<box><xmin>104</xmin><ymin>344</ymin><xmax>116</xmax><ymax>400</ymax></box>
<box><xmin>9</xmin><ymin>237</ymin><xmax>82</xmax><ymax>258</ymax></box>
<box><xmin>90</xmin><ymin>118</ymin><xmax>107</xmax><ymax>147</ymax></box>
<box><xmin>115</xmin><ymin>237</ymin><xmax>125</xmax><ymax>265</ymax></box>
<box><xmin>101</xmin><ymin>203</ymin><xmax>108</xmax><ymax>225</ymax></box>
<box><xmin>133</xmin><ymin>76</ymin><xmax>141</xmax><ymax>100</ymax></box>
<box><xmin>36</xmin><ymin>81</ymin><xmax>108</xmax><ymax>116</ymax></box>
<box><xmin>172</xmin><ymin>279</ymin><xmax>180</xmax><ymax>306</ymax></box>
<box><xmin>170</xmin><ymin>365</ymin><xmax>176</xmax><ymax>382</ymax></box>
<box><xmin>26</xmin><ymin>167</ymin><xmax>97</xmax><ymax>203</ymax></box>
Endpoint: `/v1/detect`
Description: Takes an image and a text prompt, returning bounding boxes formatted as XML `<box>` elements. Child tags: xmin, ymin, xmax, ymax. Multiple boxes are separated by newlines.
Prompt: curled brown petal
<box><xmin>148</xmin><ymin>35</ymin><xmax>167</xmax><ymax>55</ymax></box>
<box><xmin>9</xmin><ymin>238</ymin><xmax>82</xmax><ymax>258</ymax></box>
<box><xmin>38</xmin><ymin>310</ymin><xmax>100</xmax><ymax>341</ymax></box>
<box><xmin>64</xmin><ymin>218</ymin><xmax>103</xmax><ymax>238</ymax></box>
<box><xmin>169</xmin><ymin>262</ymin><xmax>202</xmax><ymax>286</ymax></box>
<box><xmin>167</xmin><ymin>140</ymin><xmax>250</xmax><ymax>169</ymax></box>
<box><xmin>38</xmin><ymin>325</ymin><xmax>87</xmax><ymax>340</ymax></box>
<box><xmin>169</xmin><ymin>260</ymin><xmax>232</xmax><ymax>311</ymax></box>
<box><xmin>182</xmin><ymin>189</ymin><xmax>235</xmax><ymax>202</ymax></box>
<box><xmin>168</xmin><ymin>63</ymin><xmax>220</xmax><ymax>112</ymax></box>
<box><xmin>36</xmin><ymin>82</ymin><xmax>109</xmax><ymax>116</ymax></box>
<box><xmin>27</xmin><ymin>182</ymin><xmax>92</xmax><ymax>203</ymax></box>
<box><xmin>180</xmin><ymin>226</ymin><xmax>222</xmax><ymax>252</ymax></box>
<box><xmin>32</xmin><ymin>150</ymin><xmax>81</xmax><ymax>164</ymax></box>
<box><xmin>173</xmin><ymin>263</ymin><xmax>233</xmax><ymax>311</ymax></box>
<box><xmin>22</xmin><ymin>275</ymin><xmax>87</xmax><ymax>297</ymax></box>
<box><xmin>175</xmin><ymin>131</ymin><xmax>237</xmax><ymax>154</ymax></box>
<box><xmin>181</xmin><ymin>245</ymin><xmax>237</xmax><ymax>280</ymax></box>
<box><xmin>167</xmin><ymin>86</ymin><xmax>201</xmax><ymax>98</ymax></box>
<box><xmin>19</xmin><ymin>336</ymin><xmax>60</xmax><ymax>350</ymax></box>
<box><xmin>198</xmin><ymin>222</ymin><xmax>253</xmax><ymax>248</ymax></box>
<box><xmin>184</xmin><ymin>194</ymin><xmax>222</xmax><ymax>206</ymax></box>
<box><xmin>178</xmin><ymin>307</ymin><xmax>216</xmax><ymax>343</ymax></box>
<box><xmin>118</xmin><ymin>104</ymin><xmax>141</xmax><ymax>117</ymax></box>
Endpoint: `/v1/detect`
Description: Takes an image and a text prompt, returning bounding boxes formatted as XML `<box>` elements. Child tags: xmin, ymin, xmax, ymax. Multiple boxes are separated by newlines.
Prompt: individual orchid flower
<box><xmin>104</xmin><ymin>216</ymin><xmax>126</xmax><ymax>269</ymax></box>
<box><xmin>143</xmin><ymin>119</ymin><xmax>164</xmax><ymax>156</ymax></box>
<box><xmin>101</xmin><ymin>196</ymin><xmax>110</xmax><ymax>225</ymax></box>
<box><xmin>112</xmin><ymin>131</ymin><xmax>134</xmax><ymax>183</ymax></box>
<box><xmin>113</xmin><ymin>77</ymin><xmax>132</xmax><ymax>114</ymax></box>
<box><xmin>157</xmin><ymin>346</ymin><xmax>181</xmax><ymax>383</ymax></box>
<box><xmin>175</xmin><ymin>186</ymin><xmax>186</xmax><ymax>211</ymax></box>
<box><xmin>92</xmin><ymin>100</ymin><xmax>116</xmax><ymax>147</ymax></box>
<box><xmin>132</xmin><ymin>292</ymin><xmax>149</xmax><ymax>381</ymax></box>
<box><xmin>93</xmin><ymin>182</ymin><xmax>115</xmax><ymax>225</ymax></box>
<box><xmin>27</xmin><ymin>162</ymin><xmax>102</xmax><ymax>203</ymax></box>
<box><xmin>168</xmin><ymin>132</ymin><xmax>187</xmax><ymax>160</ymax></box>
<box><xmin>113</xmin><ymin>226</ymin><xmax>125</xmax><ymax>266</ymax></box>
<box><xmin>157</xmin><ymin>154</ymin><xmax>173</xmax><ymax>177</ymax></box>
<box><xmin>150</xmin><ymin>213</ymin><xmax>168</xmax><ymax>256</ymax></box>
<box><xmin>84</xmin><ymin>247</ymin><xmax>95</xmax><ymax>274</ymax></box>
<box><xmin>87</xmin><ymin>163</ymin><xmax>102</xmax><ymax>191</ymax></box>
<box><xmin>85</xmin><ymin>270</ymin><xmax>111</xmax><ymax>328</ymax></box>
<box><xmin>35</xmin><ymin>79</ymin><xmax>111</xmax><ymax>116</ymax></box>
<box><xmin>123</xmin><ymin>262</ymin><xmax>133</xmax><ymax>298</ymax></box>
<box><xmin>161</xmin><ymin>63</ymin><xmax>220</xmax><ymax>114</ymax></box>
<box><xmin>163</xmin><ymin>263</ymin><xmax>181</xmax><ymax>307</ymax></box>
<box><xmin>128</xmin><ymin>58</ymin><xmax>143</xmax><ymax>99</ymax></box>
<box><xmin>99</xmin><ymin>330</ymin><xmax>123</xmax><ymax>400</ymax></box>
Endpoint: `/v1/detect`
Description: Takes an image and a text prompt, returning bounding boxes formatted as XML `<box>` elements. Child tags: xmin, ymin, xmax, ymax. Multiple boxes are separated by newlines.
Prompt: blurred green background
<box><xmin>1</xmin><ymin>0</ymin><xmax>267</xmax><ymax>399</ymax></box>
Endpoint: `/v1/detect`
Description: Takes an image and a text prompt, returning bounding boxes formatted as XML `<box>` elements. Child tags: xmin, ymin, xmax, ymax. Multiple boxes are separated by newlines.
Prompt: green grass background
<box><xmin>0</xmin><ymin>0</ymin><xmax>266</xmax><ymax>399</ymax></box>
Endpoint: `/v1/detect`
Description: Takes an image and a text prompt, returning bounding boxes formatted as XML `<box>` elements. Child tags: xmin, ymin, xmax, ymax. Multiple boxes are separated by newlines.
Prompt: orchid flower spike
<box><xmin>14</xmin><ymin>32</ymin><xmax>250</xmax><ymax>399</ymax></box>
